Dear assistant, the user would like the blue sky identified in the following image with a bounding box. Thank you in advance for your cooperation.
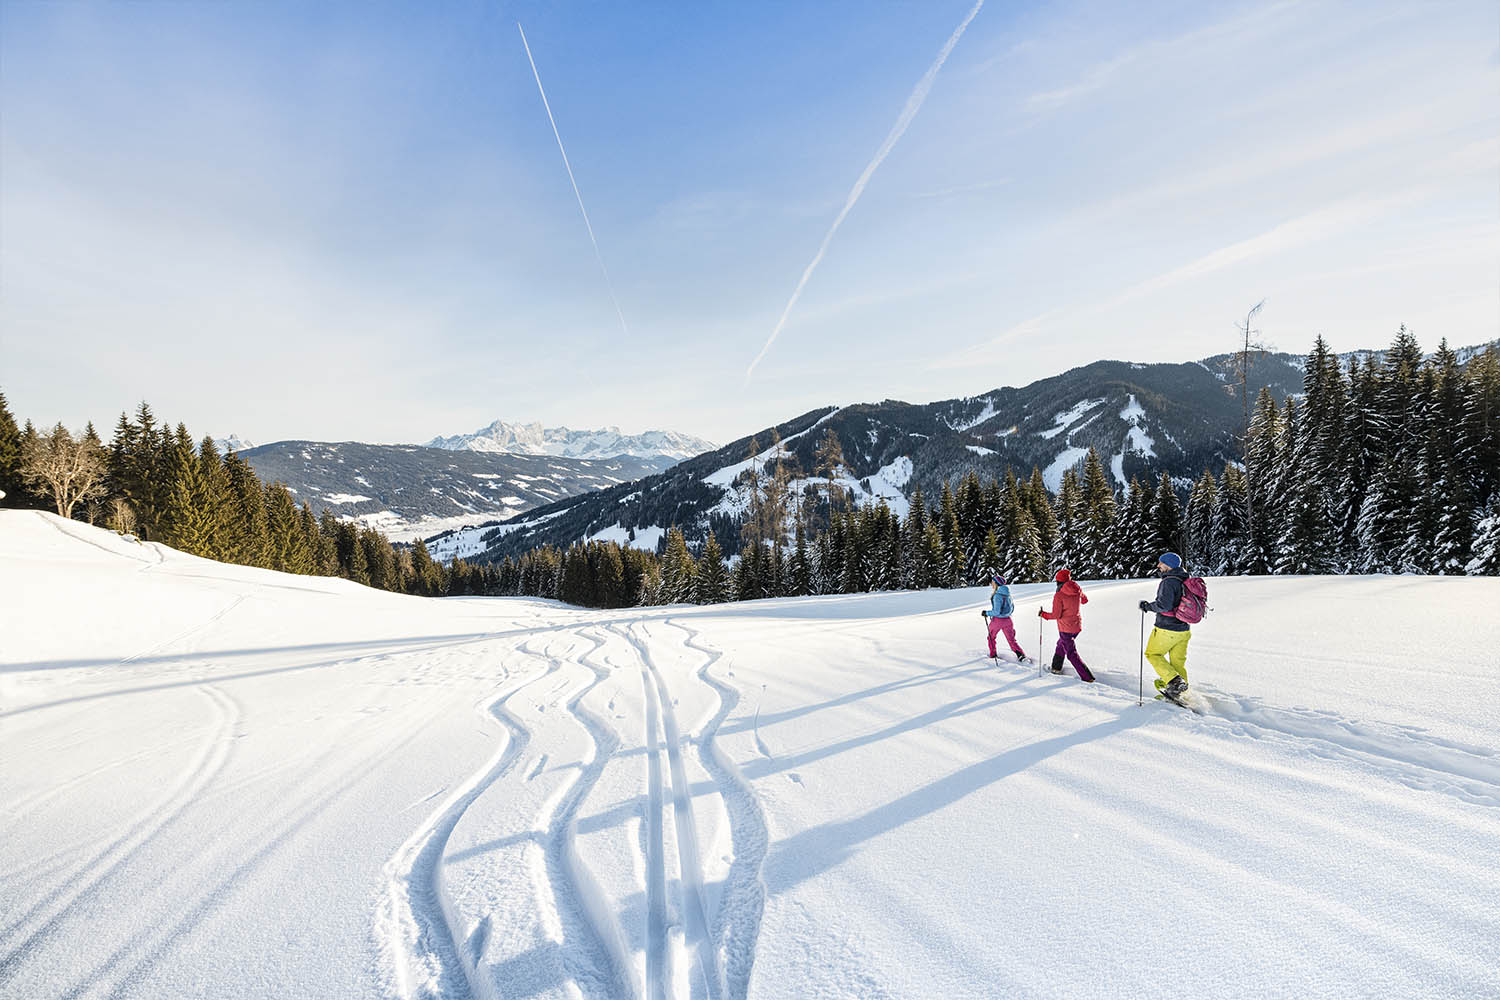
[3,0,1496,446]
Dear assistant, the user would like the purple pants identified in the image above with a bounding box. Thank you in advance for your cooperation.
[1054,631,1095,682]
[987,616,1025,658]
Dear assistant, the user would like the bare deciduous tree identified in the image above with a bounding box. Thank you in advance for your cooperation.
[21,423,109,519]
[1229,301,1273,555]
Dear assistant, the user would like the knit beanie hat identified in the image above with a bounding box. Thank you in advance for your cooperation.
[1054,568,1072,583]
[1158,552,1182,569]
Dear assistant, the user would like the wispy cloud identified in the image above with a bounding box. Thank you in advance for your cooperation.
[746,0,986,381]
[1023,1,1300,114]
[912,177,1009,199]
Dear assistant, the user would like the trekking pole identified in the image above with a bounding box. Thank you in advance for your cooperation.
[1138,609,1145,706]
[1037,614,1043,678]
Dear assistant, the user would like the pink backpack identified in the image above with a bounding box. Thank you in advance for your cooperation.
[1174,577,1209,624]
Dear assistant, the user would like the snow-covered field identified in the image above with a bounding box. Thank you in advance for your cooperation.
[3,510,1498,999]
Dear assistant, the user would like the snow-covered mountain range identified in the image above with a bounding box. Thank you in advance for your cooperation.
[430,339,1498,564]
[426,420,715,463]
[236,441,670,542]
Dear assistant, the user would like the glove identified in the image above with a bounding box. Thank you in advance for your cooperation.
[981,610,989,618]
[1037,607,1045,617]
[1138,600,1153,613]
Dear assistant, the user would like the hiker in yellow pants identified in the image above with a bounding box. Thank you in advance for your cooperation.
[1138,552,1192,700]
[1145,626,1190,689]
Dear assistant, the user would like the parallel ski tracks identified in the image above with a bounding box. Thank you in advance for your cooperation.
[618,621,729,1000]
[0,685,239,986]
[380,618,769,1000]
[533,629,634,999]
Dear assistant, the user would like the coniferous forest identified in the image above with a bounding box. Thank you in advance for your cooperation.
[4,330,1497,607]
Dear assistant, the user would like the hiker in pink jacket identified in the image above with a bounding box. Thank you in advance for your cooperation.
[1038,568,1095,683]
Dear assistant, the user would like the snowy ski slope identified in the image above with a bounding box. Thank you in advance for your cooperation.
[2,510,1498,999]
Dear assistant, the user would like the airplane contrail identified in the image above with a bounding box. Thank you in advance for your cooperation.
[517,22,630,337]
[746,0,985,381]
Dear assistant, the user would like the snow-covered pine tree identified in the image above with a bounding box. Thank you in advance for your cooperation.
[1079,448,1117,578]
[981,530,1000,580]
[1459,348,1500,525]
[1050,468,1085,574]
[697,534,730,603]
[1335,355,1378,567]
[901,487,930,590]
[1184,470,1218,571]
[1423,344,1473,574]
[789,525,811,597]
[1211,464,1250,575]
[661,527,697,603]
[941,504,965,588]
[1356,328,1427,573]
[957,470,985,573]
[1152,472,1184,561]
[997,470,1043,583]
[1024,467,1057,556]
[1465,496,1500,576]
[1243,388,1282,574]
[922,520,944,588]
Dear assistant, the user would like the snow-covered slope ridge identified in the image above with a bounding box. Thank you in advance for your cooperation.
[4,509,1498,998]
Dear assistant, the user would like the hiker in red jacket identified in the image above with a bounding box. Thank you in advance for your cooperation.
[1038,568,1095,683]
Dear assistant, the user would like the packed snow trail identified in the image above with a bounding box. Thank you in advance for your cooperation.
[3,511,1498,998]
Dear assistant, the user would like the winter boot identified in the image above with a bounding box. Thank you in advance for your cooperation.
[1049,653,1064,674]
[1075,664,1096,683]
[1164,675,1188,700]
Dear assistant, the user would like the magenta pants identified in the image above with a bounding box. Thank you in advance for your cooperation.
[987,616,1025,657]
[1054,630,1095,682]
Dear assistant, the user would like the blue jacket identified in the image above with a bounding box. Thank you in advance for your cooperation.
[1147,568,1191,632]
[989,585,1015,619]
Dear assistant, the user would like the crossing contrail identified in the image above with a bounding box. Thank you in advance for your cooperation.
[517,22,630,336]
[746,0,984,381]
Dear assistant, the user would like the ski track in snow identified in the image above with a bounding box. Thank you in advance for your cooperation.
[532,629,634,999]
[376,642,549,1000]
[0,685,239,985]
[669,620,769,1000]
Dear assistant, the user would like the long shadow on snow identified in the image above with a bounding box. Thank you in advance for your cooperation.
[762,710,1150,895]
[2,633,534,717]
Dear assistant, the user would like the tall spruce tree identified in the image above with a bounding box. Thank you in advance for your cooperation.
[1050,468,1085,574]
[1184,470,1219,571]
[697,534,730,603]
[1079,448,1117,578]
[1152,472,1184,561]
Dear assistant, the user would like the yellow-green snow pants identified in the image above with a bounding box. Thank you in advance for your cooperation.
[1145,627,1191,688]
